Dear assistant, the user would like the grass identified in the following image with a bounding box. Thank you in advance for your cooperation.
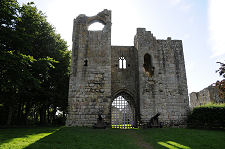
[0,127,224,149]
[138,128,225,149]
[0,127,140,149]
[0,127,59,149]
[111,124,135,129]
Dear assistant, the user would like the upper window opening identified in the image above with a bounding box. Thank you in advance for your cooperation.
[84,59,88,66]
[119,57,126,69]
[88,22,105,31]
[143,54,154,77]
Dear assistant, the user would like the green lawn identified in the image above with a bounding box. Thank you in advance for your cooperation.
[138,128,225,149]
[0,127,224,149]
[0,127,140,149]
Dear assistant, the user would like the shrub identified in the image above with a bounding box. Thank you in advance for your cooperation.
[187,103,225,129]
[52,114,66,126]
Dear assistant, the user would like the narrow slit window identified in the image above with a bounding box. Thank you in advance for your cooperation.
[119,57,126,69]
[84,59,88,66]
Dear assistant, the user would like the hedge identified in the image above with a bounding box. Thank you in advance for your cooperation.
[187,103,225,129]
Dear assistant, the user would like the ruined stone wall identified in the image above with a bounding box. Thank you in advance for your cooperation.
[134,28,158,124]
[111,46,139,123]
[190,85,223,108]
[208,86,223,103]
[66,10,112,126]
[111,46,139,101]
[134,28,189,126]
[157,38,189,126]
[67,10,189,127]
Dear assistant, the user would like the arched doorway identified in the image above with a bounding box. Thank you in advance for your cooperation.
[111,93,135,129]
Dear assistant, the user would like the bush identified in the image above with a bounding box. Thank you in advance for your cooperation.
[188,103,225,129]
[52,114,66,126]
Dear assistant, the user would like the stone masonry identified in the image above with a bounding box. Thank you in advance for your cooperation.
[190,85,224,108]
[66,9,189,127]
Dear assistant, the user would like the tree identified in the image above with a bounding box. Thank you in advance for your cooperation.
[0,0,19,52]
[215,61,225,101]
[0,51,36,125]
[0,0,70,125]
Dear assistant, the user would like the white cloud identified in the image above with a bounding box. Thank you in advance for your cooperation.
[183,33,190,39]
[168,0,181,6]
[168,0,191,12]
[209,0,225,57]
[179,3,191,12]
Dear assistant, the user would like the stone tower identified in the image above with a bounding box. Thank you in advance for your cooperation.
[66,10,189,127]
[134,29,189,125]
[66,10,112,126]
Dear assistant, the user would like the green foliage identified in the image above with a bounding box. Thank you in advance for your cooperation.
[187,104,225,128]
[215,61,225,101]
[0,0,70,126]
[216,61,225,78]
[195,102,225,108]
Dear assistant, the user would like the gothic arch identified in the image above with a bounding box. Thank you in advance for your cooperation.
[87,18,106,26]
[112,89,135,103]
[87,17,106,31]
[110,90,136,128]
[87,9,110,29]
[88,22,105,30]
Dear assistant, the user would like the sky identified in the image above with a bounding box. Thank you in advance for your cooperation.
[18,0,225,94]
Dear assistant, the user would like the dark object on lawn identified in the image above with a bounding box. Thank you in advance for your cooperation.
[93,114,106,129]
[147,112,162,128]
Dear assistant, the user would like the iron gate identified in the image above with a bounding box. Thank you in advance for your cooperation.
[111,95,135,129]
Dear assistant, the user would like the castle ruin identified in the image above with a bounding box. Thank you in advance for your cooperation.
[190,85,224,108]
[66,9,189,127]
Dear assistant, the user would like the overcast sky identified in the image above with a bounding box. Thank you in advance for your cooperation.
[18,0,225,93]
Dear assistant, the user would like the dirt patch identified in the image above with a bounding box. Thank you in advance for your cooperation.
[127,130,153,149]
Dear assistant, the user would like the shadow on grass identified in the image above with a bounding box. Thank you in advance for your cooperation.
[24,127,141,149]
[0,127,60,148]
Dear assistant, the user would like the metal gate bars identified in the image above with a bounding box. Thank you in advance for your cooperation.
[111,96,134,129]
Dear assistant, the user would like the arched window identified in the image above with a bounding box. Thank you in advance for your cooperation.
[143,54,154,77]
[88,22,105,31]
[119,57,126,69]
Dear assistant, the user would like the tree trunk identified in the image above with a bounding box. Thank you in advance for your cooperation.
[40,105,46,125]
[47,106,50,124]
[25,103,31,125]
[6,106,13,125]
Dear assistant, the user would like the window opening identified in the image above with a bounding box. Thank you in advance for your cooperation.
[143,54,154,76]
[119,57,126,69]
[84,59,88,66]
[111,96,134,129]
[88,22,105,31]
